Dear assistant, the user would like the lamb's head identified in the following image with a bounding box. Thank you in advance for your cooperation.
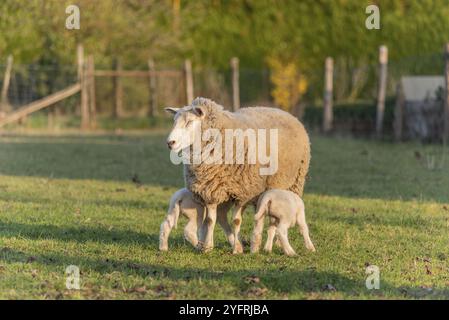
[165,97,223,153]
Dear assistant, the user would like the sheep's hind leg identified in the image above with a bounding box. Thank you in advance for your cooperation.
[276,223,296,256]
[263,224,276,253]
[232,205,244,254]
[297,208,316,252]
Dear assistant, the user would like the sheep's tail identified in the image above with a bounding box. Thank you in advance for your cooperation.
[254,197,271,221]
[168,189,185,229]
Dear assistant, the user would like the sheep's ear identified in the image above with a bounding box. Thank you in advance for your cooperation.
[164,107,180,115]
[192,106,206,118]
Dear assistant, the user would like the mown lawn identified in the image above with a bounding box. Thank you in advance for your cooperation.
[0,131,448,299]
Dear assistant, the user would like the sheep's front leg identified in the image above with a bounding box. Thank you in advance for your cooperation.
[232,205,244,254]
[217,210,235,246]
[198,204,217,253]
[250,216,264,253]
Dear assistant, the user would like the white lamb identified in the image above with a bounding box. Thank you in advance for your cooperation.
[159,188,234,251]
[250,189,316,256]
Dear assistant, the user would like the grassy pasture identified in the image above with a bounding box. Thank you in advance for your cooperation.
[0,131,448,299]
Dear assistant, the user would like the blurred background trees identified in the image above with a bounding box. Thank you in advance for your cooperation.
[2,0,449,69]
[1,0,449,123]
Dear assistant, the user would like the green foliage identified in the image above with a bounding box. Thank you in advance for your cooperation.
[1,0,449,70]
[4,114,173,131]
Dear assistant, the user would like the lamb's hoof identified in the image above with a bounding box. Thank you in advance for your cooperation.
[232,242,244,254]
[285,250,297,257]
[263,248,272,254]
[159,246,168,252]
[307,244,316,252]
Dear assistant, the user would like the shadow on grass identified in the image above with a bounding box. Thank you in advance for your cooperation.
[0,221,160,247]
[1,247,448,299]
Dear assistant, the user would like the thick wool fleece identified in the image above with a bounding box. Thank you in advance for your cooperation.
[184,97,310,206]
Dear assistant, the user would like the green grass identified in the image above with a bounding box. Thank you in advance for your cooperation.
[0,131,448,299]
[4,113,173,131]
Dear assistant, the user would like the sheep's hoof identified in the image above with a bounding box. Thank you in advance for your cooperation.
[201,246,213,253]
[306,244,316,252]
[196,242,204,251]
[159,245,168,251]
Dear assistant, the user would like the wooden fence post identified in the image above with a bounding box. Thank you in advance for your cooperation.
[376,45,388,138]
[394,82,404,142]
[0,55,13,113]
[323,57,334,133]
[148,59,157,117]
[231,57,240,111]
[88,55,97,129]
[80,59,90,130]
[113,58,123,118]
[77,44,84,82]
[184,59,194,104]
[444,43,449,145]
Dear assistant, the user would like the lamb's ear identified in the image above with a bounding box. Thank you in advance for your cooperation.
[192,106,206,118]
[164,107,180,115]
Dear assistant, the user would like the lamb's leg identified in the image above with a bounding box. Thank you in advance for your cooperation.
[183,218,199,247]
[198,204,217,253]
[250,216,264,253]
[159,220,171,251]
[276,223,296,256]
[217,210,235,246]
[232,205,244,254]
[297,207,316,252]
[159,199,181,251]
[263,224,276,253]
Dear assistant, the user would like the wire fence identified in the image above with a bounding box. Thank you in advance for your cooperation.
[0,50,447,136]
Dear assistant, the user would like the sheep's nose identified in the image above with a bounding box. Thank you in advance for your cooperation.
[167,140,176,149]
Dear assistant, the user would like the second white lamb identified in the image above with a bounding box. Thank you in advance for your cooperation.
[250,189,316,256]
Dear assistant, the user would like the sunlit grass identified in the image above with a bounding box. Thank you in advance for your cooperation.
[0,132,448,299]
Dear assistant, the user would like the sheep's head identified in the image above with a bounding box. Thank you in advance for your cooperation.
[165,97,223,153]
[165,105,205,153]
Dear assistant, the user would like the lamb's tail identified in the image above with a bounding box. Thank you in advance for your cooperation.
[254,197,271,221]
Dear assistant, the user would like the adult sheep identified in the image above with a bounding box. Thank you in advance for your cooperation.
[165,97,310,253]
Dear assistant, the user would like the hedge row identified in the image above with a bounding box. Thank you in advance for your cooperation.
[302,99,395,136]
